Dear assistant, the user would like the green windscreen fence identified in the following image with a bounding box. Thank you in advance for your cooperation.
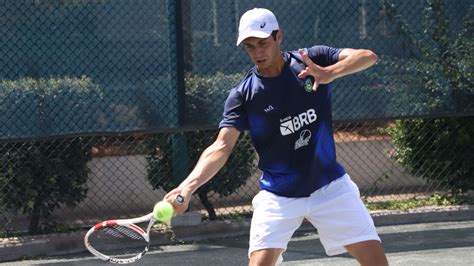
[1,0,472,140]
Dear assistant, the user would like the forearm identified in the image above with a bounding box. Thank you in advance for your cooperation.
[178,141,232,194]
[163,127,239,212]
[326,49,378,80]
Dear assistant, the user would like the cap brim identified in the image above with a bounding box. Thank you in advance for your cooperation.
[236,30,273,46]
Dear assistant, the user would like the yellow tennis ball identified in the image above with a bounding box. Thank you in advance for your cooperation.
[153,201,174,222]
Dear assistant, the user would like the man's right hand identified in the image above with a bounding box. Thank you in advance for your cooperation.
[164,187,192,214]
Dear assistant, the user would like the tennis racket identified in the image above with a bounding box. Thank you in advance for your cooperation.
[84,195,184,264]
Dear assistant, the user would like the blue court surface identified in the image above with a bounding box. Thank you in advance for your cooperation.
[3,220,473,265]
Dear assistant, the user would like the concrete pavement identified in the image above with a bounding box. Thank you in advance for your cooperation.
[3,220,473,265]
[1,205,473,265]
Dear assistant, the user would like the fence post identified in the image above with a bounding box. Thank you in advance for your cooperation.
[168,0,190,185]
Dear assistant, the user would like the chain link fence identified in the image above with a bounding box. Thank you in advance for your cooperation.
[0,0,473,236]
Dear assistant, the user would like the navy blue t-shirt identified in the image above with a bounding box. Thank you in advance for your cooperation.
[219,45,346,197]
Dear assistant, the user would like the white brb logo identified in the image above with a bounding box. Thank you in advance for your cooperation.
[279,109,317,136]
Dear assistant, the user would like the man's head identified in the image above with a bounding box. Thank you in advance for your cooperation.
[237,8,284,76]
[236,8,280,46]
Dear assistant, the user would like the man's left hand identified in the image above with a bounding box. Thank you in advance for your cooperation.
[297,49,335,92]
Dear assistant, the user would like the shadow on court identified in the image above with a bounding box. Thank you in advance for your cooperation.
[5,221,474,266]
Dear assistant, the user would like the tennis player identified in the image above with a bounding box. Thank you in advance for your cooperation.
[165,8,388,266]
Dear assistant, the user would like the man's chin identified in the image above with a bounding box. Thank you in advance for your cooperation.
[256,63,270,71]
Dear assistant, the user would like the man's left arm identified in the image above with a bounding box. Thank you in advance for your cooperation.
[298,48,378,91]
[328,48,379,80]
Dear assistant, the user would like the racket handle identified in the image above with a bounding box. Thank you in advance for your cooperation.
[175,195,184,205]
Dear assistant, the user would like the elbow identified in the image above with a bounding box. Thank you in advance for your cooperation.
[213,140,235,159]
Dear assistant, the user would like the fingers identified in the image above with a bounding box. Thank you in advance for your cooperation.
[172,199,188,214]
[298,49,317,68]
[175,195,185,205]
[312,80,320,92]
[297,49,316,80]
[298,49,314,67]
[298,48,323,91]
[164,189,190,214]
[298,67,320,92]
[298,68,308,79]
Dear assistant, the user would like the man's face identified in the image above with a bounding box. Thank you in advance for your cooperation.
[242,31,282,75]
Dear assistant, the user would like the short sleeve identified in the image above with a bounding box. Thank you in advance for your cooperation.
[307,45,342,67]
[218,88,248,132]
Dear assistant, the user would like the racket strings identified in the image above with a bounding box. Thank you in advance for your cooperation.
[104,225,143,240]
[88,225,148,260]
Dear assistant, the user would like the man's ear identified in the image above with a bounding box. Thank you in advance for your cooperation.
[277,30,283,45]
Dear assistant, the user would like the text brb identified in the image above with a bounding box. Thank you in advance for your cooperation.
[279,109,317,136]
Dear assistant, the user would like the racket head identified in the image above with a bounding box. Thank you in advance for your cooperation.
[84,214,154,264]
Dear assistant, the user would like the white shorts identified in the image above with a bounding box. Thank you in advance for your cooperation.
[249,174,380,258]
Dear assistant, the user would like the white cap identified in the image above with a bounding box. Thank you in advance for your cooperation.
[236,8,280,46]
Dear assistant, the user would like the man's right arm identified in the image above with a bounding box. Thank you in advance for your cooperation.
[164,127,241,213]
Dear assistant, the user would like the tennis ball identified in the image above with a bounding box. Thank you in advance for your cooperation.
[153,201,174,222]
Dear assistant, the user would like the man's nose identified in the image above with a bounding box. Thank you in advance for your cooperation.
[254,46,264,57]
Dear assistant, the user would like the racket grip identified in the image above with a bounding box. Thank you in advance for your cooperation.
[175,195,184,205]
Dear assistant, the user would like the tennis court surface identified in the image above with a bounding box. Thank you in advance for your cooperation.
[3,220,473,265]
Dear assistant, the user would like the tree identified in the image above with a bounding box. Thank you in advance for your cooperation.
[381,0,473,193]
[0,138,93,234]
[380,0,473,115]
[0,77,100,233]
